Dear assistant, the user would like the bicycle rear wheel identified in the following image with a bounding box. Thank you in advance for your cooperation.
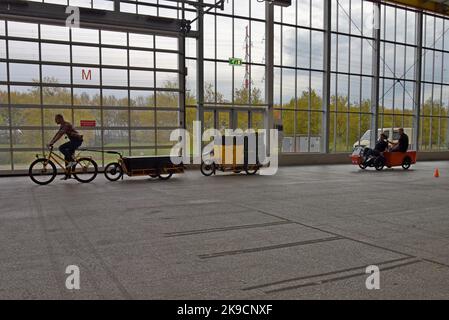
[73,158,98,183]
[29,158,57,185]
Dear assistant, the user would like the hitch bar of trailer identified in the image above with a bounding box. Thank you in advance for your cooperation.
[78,148,123,157]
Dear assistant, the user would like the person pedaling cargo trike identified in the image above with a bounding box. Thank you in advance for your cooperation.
[47,114,84,180]
[362,132,389,166]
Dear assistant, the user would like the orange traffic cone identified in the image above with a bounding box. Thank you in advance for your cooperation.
[434,168,440,178]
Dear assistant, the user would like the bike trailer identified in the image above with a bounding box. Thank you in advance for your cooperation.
[121,156,184,176]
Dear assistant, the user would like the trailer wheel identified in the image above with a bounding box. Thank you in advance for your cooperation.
[104,162,123,181]
[245,166,259,175]
[402,156,412,170]
[158,173,173,180]
[201,162,214,176]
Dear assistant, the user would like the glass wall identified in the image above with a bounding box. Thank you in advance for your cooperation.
[274,0,325,153]
[274,0,449,153]
[2,0,449,173]
[420,13,449,151]
[379,4,417,149]
[330,0,374,152]
[0,19,181,171]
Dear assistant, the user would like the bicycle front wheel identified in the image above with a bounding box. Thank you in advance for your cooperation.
[73,158,98,183]
[29,158,57,185]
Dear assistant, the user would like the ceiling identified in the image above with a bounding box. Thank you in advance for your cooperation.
[386,0,449,15]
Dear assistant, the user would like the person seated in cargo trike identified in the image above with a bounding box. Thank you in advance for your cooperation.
[388,128,409,153]
[47,114,84,180]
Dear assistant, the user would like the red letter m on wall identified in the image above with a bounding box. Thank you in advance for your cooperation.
[82,69,92,81]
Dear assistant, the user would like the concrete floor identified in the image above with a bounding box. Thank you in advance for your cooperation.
[1,161,449,300]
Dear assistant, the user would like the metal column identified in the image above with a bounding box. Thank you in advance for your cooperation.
[179,36,186,129]
[196,1,204,132]
[265,2,274,134]
[321,0,332,153]
[413,11,423,151]
[370,1,381,147]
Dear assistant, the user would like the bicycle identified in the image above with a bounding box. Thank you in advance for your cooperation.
[29,146,98,185]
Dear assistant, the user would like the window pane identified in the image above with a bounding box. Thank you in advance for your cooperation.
[104,130,129,147]
[156,72,179,88]
[42,65,71,84]
[0,87,7,104]
[101,30,127,46]
[102,69,128,86]
[7,21,38,39]
[130,70,154,87]
[156,111,178,127]
[9,41,39,60]
[131,130,155,147]
[73,46,99,64]
[41,24,69,41]
[102,48,127,66]
[73,88,100,106]
[42,43,70,63]
[103,89,128,106]
[156,52,178,69]
[0,20,5,36]
[9,63,39,83]
[43,87,71,105]
[155,36,177,50]
[0,39,6,59]
[10,107,41,126]
[0,62,7,82]
[13,152,40,169]
[72,28,99,44]
[0,152,11,171]
[130,90,154,107]
[10,86,40,104]
[131,110,154,127]
[104,110,129,127]
[129,33,153,48]
[12,129,42,148]
[156,91,179,108]
[129,50,154,68]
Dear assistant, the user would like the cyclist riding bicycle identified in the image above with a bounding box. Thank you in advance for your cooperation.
[47,114,84,180]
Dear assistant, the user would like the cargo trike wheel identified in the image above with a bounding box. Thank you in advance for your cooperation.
[104,162,123,181]
[374,157,385,171]
[158,172,173,180]
[402,157,412,170]
[201,161,215,176]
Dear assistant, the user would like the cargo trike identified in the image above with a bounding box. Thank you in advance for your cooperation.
[351,146,417,171]
[200,133,263,176]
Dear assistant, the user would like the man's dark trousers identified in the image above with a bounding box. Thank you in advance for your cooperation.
[59,139,83,163]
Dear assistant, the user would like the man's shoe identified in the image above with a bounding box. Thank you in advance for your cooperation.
[60,175,72,181]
